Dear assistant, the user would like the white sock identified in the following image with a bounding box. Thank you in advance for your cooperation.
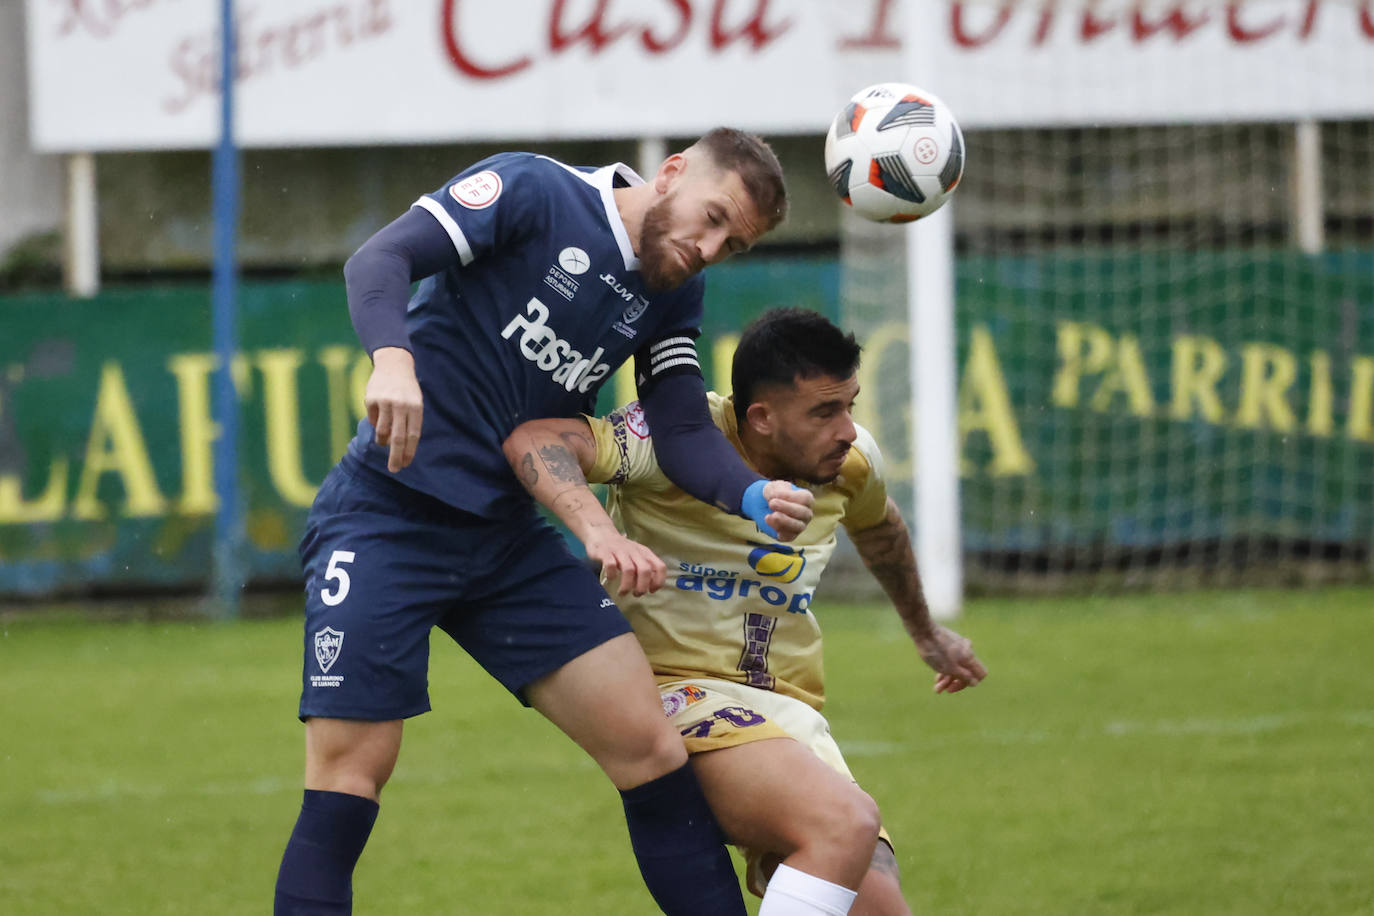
[756,863,858,916]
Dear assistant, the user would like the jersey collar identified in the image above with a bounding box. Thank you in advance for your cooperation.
[547,158,644,272]
[717,394,756,470]
[596,163,643,271]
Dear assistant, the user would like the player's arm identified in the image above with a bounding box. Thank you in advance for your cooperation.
[848,497,987,693]
[502,418,665,597]
[343,208,458,472]
[637,358,813,542]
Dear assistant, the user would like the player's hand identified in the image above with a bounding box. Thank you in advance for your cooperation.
[762,479,813,543]
[913,624,986,693]
[584,523,666,597]
[365,347,424,472]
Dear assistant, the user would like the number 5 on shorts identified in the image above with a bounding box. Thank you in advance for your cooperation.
[321,550,356,606]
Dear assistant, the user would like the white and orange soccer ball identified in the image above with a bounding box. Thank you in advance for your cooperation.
[823,82,965,224]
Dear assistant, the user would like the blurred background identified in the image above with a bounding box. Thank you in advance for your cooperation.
[4,0,1373,604]
[2,2,1373,913]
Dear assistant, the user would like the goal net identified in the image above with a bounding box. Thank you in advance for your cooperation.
[838,6,1374,592]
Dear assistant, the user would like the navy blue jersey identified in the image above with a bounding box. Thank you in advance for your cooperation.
[347,153,705,518]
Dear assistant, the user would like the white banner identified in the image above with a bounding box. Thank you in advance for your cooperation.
[26,0,1374,151]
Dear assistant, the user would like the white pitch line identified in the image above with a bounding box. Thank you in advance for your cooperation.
[843,709,1373,757]
[28,712,1371,800]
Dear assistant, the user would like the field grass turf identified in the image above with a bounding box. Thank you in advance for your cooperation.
[2,586,1372,914]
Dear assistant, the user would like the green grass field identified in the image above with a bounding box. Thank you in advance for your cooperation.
[3,587,1372,914]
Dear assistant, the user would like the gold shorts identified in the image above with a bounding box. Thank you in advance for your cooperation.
[658,677,893,897]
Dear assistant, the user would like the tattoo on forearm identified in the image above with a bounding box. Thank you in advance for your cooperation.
[538,444,583,483]
[517,452,538,487]
[854,515,918,598]
[870,839,901,882]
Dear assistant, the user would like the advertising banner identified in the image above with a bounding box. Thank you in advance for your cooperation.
[26,1,1374,151]
[3,250,1372,596]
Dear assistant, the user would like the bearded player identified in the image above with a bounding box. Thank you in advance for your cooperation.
[503,307,987,915]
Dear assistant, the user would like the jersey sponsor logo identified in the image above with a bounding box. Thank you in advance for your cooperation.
[674,556,813,615]
[501,297,612,394]
[543,266,579,301]
[600,271,639,303]
[748,543,806,583]
[559,247,591,275]
[449,169,502,209]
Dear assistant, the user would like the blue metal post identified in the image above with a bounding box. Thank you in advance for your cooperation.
[211,0,244,618]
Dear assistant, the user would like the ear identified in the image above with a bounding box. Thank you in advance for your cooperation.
[744,401,774,436]
[654,153,687,194]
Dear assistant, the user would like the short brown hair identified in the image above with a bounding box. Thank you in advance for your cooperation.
[692,128,789,229]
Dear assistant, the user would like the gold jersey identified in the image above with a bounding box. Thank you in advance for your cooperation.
[585,392,889,711]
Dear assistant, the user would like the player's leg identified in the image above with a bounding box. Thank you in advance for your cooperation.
[525,633,746,915]
[304,716,404,800]
[449,517,746,915]
[690,736,879,914]
[526,632,687,787]
[850,841,911,916]
[275,459,451,915]
[275,719,402,916]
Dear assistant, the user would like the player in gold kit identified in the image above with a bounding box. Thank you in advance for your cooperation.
[503,307,986,916]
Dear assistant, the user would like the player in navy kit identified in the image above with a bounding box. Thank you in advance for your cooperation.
[272,129,815,915]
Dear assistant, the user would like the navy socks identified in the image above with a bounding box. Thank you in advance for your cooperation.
[274,789,379,915]
[619,762,747,916]
[274,769,741,914]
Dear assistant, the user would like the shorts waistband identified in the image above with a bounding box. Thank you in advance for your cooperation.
[339,454,496,529]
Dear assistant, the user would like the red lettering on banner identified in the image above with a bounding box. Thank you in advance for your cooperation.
[1080,7,1115,41]
[163,0,392,115]
[550,0,631,52]
[441,0,531,78]
[709,0,790,50]
[951,2,1013,47]
[53,0,162,40]
[1227,2,1283,42]
[1033,6,1056,45]
[1298,0,1319,38]
[839,0,899,49]
[951,0,1374,48]
[642,0,693,53]
[1135,7,1211,40]
[441,0,791,80]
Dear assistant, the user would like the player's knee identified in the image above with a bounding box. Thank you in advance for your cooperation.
[304,718,402,800]
[822,786,882,857]
[639,718,691,774]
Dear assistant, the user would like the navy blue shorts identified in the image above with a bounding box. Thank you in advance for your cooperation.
[296,456,631,720]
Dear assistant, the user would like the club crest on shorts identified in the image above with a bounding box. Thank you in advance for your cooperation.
[661,683,708,717]
[314,627,344,673]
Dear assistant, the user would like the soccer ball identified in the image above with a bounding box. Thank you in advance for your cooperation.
[823,82,965,223]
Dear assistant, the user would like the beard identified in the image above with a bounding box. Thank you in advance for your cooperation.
[638,194,698,292]
[773,431,849,485]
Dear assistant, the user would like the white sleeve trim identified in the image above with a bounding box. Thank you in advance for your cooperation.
[650,336,695,354]
[650,346,699,365]
[650,356,701,375]
[412,196,474,266]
